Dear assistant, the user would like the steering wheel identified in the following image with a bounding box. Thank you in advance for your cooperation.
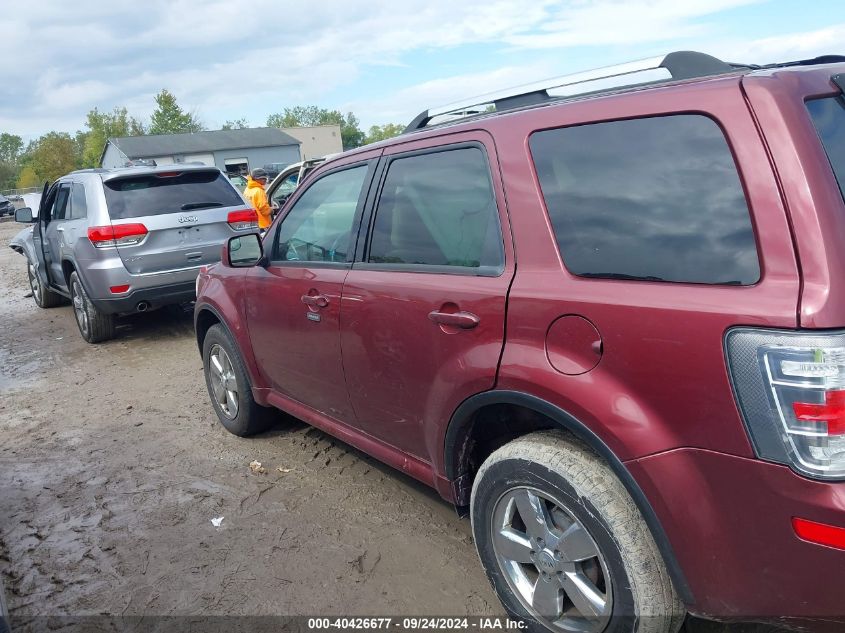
[327,232,348,262]
[285,238,306,261]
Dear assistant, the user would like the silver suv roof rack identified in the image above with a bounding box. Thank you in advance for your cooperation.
[403,51,738,133]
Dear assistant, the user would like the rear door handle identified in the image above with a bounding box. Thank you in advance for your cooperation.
[428,310,480,329]
[301,294,329,308]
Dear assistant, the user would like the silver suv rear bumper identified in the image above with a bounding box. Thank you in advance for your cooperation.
[78,251,203,314]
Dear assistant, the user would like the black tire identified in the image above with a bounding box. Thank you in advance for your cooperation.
[202,324,275,436]
[28,261,63,308]
[69,271,115,343]
[471,431,684,633]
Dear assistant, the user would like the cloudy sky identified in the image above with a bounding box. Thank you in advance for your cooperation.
[1,0,842,140]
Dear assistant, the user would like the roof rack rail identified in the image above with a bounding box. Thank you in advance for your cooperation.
[69,168,110,174]
[403,51,737,133]
[747,54,845,70]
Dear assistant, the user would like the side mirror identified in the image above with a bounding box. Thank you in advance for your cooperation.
[14,207,34,223]
[223,233,265,268]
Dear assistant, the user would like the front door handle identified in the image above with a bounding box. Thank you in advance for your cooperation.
[301,294,329,308]
[428,310,480,329]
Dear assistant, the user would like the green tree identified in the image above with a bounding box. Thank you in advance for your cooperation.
[0,132,24,189]
[74,130,88,167]
[365,123,404,144]
[0,162,17,190]
[222,118,249,130]
[266,106,364,149]
[24,132,78,183]
[0,133,23,163]
[81,107,145,167]
[16,164,40,188]
[129,117,146,136]
[149,89,204,135]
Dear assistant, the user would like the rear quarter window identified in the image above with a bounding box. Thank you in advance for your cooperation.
[807,96,845,201]
[104,170,243,220]
[529,114,760,285]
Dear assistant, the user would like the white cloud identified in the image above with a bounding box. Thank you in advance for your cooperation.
[504,0,765,48]
[344,64,562,128]
[0,0,842,140]
[352,19,845,129]
[709,24,845,64]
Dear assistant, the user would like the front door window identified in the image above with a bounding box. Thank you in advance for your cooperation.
[272,165,368,264]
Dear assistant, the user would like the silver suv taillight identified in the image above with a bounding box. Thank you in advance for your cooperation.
[727,328,845,480]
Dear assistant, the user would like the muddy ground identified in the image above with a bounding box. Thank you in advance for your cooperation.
[0,218,774,633]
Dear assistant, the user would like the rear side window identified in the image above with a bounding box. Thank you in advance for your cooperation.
[530,114,760,285]
[70,183,87,219]
[368,147,503,273]
[103,170,243,219]
[807,96,845,201]
[52,185,70,221]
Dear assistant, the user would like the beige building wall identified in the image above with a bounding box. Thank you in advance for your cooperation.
[279,125,343,159]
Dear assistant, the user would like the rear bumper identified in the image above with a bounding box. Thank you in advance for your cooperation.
[76,251,204,314]
[626,448,845,623]
[90,280,196,314]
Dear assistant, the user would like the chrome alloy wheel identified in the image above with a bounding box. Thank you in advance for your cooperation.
[491,487,613,632]
[28,263,42,304]
[70,278,89,337]
[209,344,239,419]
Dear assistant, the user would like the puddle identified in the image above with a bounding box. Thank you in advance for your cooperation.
[0,345,47,392]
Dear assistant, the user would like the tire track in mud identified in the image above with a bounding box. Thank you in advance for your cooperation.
[0,220,497,624]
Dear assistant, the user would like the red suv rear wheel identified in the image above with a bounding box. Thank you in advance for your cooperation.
[471,432,684,633]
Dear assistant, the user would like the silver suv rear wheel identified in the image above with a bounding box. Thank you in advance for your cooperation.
[69,271,115,343]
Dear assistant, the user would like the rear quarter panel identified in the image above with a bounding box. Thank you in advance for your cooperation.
[486,76,800,461]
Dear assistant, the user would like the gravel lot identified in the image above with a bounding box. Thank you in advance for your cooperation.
[0,218,779,633]
[0,218,499,630]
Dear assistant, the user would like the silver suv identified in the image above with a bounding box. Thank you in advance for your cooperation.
[10,165,255,343]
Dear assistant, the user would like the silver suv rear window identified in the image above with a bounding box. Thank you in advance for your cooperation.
[104,170,243,219]
[807,96,845,201]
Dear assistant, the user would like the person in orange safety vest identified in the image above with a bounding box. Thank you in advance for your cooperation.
[243,168,272,230]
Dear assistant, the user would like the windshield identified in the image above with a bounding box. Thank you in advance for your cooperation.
[807,96,845,201]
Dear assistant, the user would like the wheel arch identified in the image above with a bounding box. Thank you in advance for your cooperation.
[444,389,694,605]
[194,304,221,354]
[195,302,269,403]
[194,303,225,353]
[61,259,76,287]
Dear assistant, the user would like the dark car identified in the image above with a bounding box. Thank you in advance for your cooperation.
[266,158,328,211]
[262,162,286,180]
[194,51,845,632]
[0,195,14,217]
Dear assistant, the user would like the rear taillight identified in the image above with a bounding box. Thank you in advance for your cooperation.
[227,209,258,231]
[727,329,845,480]
[88,224,148,248]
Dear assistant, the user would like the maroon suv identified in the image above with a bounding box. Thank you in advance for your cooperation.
[195,51,845,632]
